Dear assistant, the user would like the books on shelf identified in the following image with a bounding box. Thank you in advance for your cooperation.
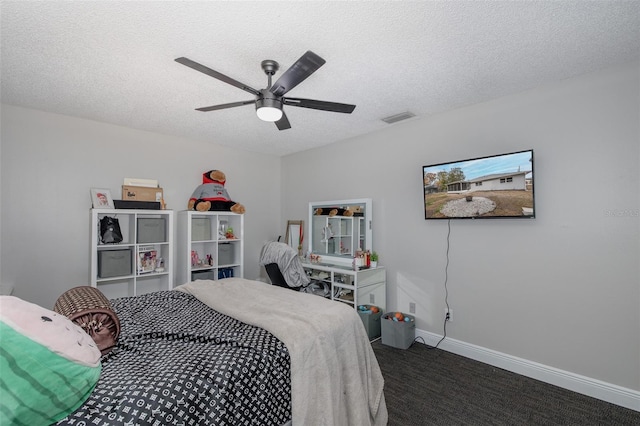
[137,245,157,273]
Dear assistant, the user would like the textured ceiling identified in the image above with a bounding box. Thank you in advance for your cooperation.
[1,1,639,156]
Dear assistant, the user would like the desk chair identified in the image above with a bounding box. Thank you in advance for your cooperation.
[259,242,310,291]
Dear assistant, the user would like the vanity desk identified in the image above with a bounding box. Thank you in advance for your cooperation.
[302,198,386,310]
[302,262,386,310]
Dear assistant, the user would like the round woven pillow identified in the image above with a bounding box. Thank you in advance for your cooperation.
[54,286,121,355]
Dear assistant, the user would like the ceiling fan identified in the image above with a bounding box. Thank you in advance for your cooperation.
[175,51,356,130]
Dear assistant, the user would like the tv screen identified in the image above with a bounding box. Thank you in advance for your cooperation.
[423,149,535,219]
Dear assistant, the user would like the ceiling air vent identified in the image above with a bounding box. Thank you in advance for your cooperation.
[381,111,416,124]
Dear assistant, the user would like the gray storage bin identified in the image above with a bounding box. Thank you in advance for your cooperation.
[218,243,234,265]
[191,270,216,281]
[137,218,166,243]
[98,249,132,278]
[358,305,383,340]
[381,312,415,349]
[192,218,211,241]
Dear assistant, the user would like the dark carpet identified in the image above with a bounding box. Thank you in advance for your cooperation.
[372,340,640,425]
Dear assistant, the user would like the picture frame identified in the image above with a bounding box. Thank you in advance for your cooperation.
[91,188,115,209]
[137,246,157,274]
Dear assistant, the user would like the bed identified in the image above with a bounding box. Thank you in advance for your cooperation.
[54,278,388,425]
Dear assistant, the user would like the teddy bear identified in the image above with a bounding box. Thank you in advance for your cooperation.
[188,170,246,214]
[314,207,354,217]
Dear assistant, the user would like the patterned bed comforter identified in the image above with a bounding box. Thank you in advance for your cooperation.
[56,291,291,426]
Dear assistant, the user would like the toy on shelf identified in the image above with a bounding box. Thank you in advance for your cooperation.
[188,170,245,214]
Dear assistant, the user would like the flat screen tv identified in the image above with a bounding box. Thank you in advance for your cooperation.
[423,149,535,220]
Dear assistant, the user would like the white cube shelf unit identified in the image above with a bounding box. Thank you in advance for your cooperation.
[90,209,174,299]
[177,210,244,286]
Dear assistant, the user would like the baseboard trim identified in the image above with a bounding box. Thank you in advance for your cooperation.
[415,328,640,412]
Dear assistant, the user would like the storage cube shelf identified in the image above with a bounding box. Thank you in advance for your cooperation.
[177,211,244,286]
[90,209,173,299]
[302,263,386,311]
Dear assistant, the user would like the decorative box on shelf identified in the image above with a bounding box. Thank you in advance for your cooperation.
[122,185,165,209]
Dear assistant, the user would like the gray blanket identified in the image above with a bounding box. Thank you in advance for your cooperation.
[177,278,388,426]
[259,241,310,287]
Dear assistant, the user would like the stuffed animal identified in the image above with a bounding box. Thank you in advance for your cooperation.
[188,170,246,214]
[314,207,354,217]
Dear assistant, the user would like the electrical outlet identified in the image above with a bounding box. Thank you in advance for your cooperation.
[445,308,453,322]
[409,302,416,314]
[369,293,375,304]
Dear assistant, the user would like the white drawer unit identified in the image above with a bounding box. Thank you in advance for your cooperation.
[302,263,386,310]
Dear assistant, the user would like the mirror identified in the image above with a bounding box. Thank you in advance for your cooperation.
[308,198,372,265]
[285,220,304,256]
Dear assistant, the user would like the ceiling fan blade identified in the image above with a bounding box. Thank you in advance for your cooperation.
[196,100,255,112]
[283,97,356,114]
[269,51,326,97]
[175,57,260,96]
[275,111,291,130]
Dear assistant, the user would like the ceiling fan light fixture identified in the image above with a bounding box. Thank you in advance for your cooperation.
[255,96,283,122]
[256,106,283,122]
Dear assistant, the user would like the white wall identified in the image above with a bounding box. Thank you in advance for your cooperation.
[0,106,281,308]
[1,61,638,399]
[282,62,640,392]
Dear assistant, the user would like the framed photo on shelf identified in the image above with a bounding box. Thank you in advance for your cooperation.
[137,246,157,274]
[90,188,115,209]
